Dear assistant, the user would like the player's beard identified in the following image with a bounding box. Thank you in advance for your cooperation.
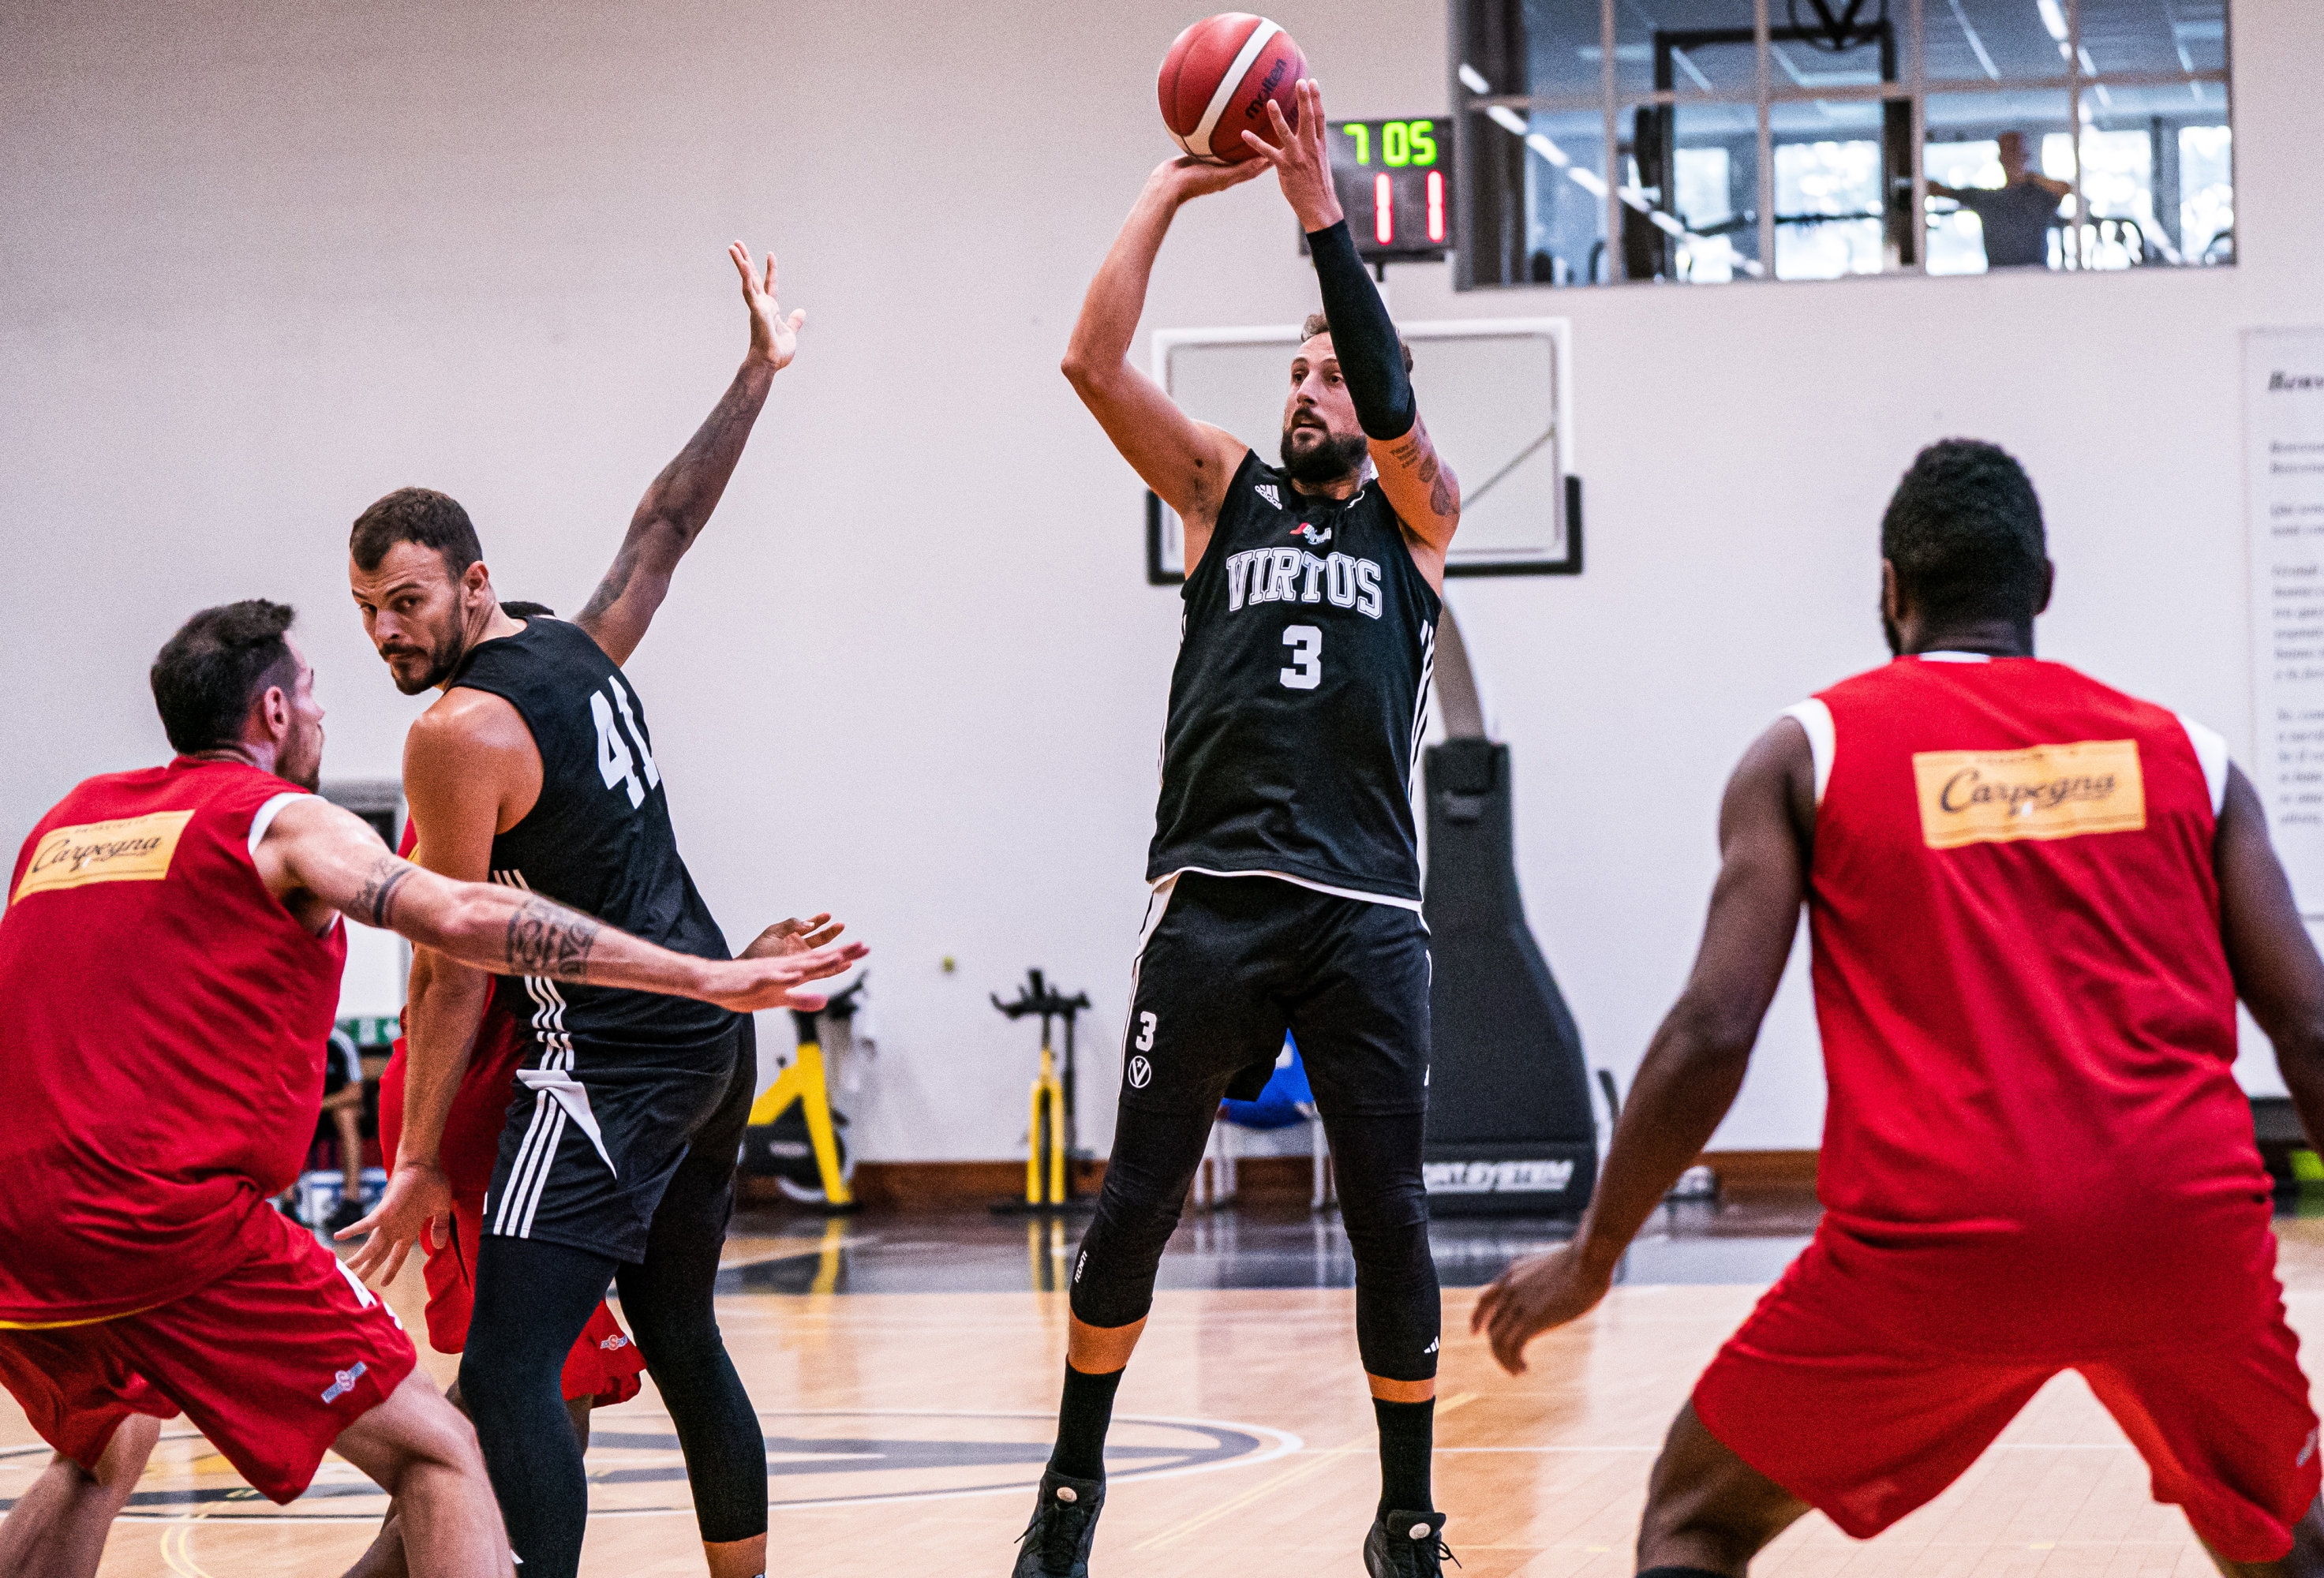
[1280,422,1367,488]
[386,623,468,696]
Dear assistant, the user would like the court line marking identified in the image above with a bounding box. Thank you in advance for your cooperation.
[96,1410,1304,1524]
[1132,1393,1475,1554]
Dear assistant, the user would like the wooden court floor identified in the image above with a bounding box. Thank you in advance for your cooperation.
[13,1217,2324,1577]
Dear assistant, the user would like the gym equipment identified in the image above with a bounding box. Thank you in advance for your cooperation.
[1419,616,1597,1216]
[990,970,1093,1213]
[1158,13,1304,166]
[741,977,865,1212]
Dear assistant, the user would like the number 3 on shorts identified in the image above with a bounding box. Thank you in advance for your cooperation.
[1135,1011,1157,1051]
[1280,626,1322,690]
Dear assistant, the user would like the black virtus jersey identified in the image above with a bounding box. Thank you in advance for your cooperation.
[451,617,734,1051]
[1147,451,1442,903]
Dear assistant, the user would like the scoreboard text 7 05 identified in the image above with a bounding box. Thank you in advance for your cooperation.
[1324,117,1451,264]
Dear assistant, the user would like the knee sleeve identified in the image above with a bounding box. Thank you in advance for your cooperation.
[1068,1105,1214,1330]
[1329,1112,1440,1382]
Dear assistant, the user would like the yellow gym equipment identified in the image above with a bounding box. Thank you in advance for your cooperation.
[743,978,864,1212]
[990,970,1091,1213]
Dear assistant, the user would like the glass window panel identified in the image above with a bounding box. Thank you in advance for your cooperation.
[2179,124,2233,264]
[1670,102,1762,284]
[1923,91,2072,273]
[1518,0,1606,99]
[2077,0,2226,77]
[1514,107,1615,286]
[1774,138,1884,279]
[1922,0,2075,83]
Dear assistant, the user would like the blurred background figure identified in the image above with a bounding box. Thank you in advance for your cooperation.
[1929,131,2071,270]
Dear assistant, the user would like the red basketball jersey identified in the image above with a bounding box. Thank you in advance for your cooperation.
[0,759,346,1325]
[1798,656,2270,1336]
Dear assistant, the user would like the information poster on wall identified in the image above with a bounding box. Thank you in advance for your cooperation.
[2246,327,2324,915]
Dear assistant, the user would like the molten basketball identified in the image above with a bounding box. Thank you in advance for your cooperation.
[1157,13,1305,166]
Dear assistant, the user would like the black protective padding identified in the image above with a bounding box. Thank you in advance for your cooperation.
[1420,740,1598,1216]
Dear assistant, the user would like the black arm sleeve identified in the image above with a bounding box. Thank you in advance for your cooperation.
[1305,220,1416,441]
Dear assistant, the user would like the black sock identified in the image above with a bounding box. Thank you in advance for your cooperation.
[1373,1397,1435,1515]
[1048,1362,1125,1481]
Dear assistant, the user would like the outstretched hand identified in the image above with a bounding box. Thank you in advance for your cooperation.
[742,913,848,958]
[729,241,806,372]
[703,938,868,1014]
[337,1160,454,1286]
[1468,1243,1615,1375]
[1241,79,1343,234]
[1149,153,1268,207]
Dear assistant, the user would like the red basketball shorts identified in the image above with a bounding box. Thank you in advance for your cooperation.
[0,1206,416,1504]
[383,1035,646,1407]
[421,1198,645,1406]
[1693,1225,2322,1564]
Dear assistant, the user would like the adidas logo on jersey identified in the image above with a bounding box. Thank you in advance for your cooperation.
[1423,1337,1439,1355]
[1292,522,1333,547]
[1255,483,1281,508]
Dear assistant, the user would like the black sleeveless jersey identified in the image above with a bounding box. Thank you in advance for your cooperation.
[451,618,734,1050]
[1147,451,1441,903]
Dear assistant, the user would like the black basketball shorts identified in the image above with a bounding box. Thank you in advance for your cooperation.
[1121,871,1431,1118]
[483,1014,754,1264]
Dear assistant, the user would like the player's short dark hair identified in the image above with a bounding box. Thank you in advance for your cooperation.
[500,600,555,619]
[1300,311,1413,374]
[1881,439,2047,626]
[350,487,482,579]
[149,600,298,755]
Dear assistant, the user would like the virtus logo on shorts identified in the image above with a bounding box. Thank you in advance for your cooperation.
[1910,739,2146,850]
[1128,1056,1153,1090]
[320,1361,369,1404]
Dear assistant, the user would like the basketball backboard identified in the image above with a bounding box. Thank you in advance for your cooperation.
[1144,318,1577,583]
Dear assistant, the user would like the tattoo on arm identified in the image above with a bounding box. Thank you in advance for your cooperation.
[1383,431,1456,520]
[354,857,416,929]
[583,365,769,630]
[504,896,603,982]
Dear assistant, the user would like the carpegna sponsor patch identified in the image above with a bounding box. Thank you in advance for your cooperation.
[13,810,196,900]
[1910,739,2146,850]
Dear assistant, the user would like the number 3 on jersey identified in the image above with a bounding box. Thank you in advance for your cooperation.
[589,676,662,808]
[1280,625,1322,690]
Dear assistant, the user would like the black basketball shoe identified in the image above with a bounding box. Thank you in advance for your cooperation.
[1012,1470,1105,1576]
[1365,1509,1458,1576]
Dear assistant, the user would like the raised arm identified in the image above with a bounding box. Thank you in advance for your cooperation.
[576,241,804,667]
[2215,765,2324,1150]
[1469,718,1813,1372]
[1062,158,1263,571]
[1244,81,1461,576]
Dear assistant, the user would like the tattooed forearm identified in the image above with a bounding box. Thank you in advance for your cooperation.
[504,896,603,982]
[354,856,416,929]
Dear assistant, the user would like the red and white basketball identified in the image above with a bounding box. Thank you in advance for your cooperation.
[1157,13,1306,166]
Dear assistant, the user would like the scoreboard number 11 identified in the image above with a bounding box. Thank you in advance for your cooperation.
[1323,118,1451,260]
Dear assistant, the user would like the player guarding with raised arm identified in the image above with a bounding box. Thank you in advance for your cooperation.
[1474,440,2324,1577]
[342,243,842,1578]
[0,601,854,1578]
[1019,80,1461,1578]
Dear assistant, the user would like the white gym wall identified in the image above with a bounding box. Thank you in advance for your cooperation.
[3,0,2318,1160]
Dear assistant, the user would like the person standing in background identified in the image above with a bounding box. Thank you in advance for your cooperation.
[1929,131,2071,269]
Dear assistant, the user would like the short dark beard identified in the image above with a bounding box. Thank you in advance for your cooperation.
[1279,424,1367,488]
[390,623,469,696]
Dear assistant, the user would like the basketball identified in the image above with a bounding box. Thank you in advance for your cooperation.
[1157,13,1305,165]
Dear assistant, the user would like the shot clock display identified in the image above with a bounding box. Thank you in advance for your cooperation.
[1326,117,1451,264]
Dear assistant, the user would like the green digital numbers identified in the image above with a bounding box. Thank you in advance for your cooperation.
[1341,120,1437,168]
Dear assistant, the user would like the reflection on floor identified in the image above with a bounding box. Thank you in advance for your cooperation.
[717,1192,1825,1297]
[19,1199,2324,1576]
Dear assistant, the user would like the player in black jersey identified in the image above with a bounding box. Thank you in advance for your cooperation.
[1019,80,1464,1578]
[342,242,862,1578]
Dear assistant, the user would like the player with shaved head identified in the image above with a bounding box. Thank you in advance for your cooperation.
[1020,79,1462,1578]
